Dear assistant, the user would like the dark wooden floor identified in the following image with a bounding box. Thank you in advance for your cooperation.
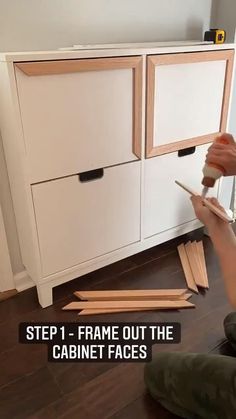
[0,228,234,419]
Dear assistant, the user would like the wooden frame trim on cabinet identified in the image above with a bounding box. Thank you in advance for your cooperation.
[133,58,143,158]
[15,56,143,159]
[15,56,141,75]
[146,49,235,158]
[220,51,235,131]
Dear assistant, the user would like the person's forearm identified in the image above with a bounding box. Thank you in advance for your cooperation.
[208,222,236,307]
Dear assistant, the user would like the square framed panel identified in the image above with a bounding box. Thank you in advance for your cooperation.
[15,56,143,183]
[146,50,235,157]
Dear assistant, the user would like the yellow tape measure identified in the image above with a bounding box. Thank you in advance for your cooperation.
[204,29,226,44]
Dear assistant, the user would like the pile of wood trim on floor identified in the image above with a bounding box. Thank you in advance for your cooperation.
[177,240,209,293]
[62,289,195,315]
[62,240,208,316]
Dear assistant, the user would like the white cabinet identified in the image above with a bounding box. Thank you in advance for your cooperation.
[0,43,234,307]
[15,57,142,183]
[144,144,219,238]
[32,161,141,276]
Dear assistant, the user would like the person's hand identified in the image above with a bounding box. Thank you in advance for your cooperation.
[206,133,236,176]
[191,196,227,230]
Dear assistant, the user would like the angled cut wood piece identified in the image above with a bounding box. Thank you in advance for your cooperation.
[74,289,188,301]
[191,241,206,288]
[78,297,193,315]
[196,241,209,289]
[175,181,233,223]
[79,307,160,316]
[185,241,203,288]
[183,293,193,300]
[177,244,198,293]
[192,241,205,288]
[63,300,195,311]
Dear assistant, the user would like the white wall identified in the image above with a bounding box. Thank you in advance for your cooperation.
[0,0,212,51]
[0,0,213,275]
[211,0,236,44]
[0,140,23,273]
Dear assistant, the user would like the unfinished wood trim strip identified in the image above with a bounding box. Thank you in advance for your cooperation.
[175,180,233,223]
[62,300,195,310]
[149,50,234,66]
[202,199,233,223]
[133,58,143,158]
[74,289,188,301]
[177,244,198,293]
[146,58,156,157]
[146,50,235,158]
[79,308,158,315]
[146,133,217,158]
[78,302,195,316]
[193,241,206,287]
[220,50,235,131]
[0,289,18,302]
[197,241,209,289]
[186,241,205,288]
[74,293,192,304]
[15,56,142,76]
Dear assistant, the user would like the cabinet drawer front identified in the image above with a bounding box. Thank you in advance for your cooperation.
[15,57,142,183]
[146,50,234,157]
[32,161,141,276]
[144,144,218,238]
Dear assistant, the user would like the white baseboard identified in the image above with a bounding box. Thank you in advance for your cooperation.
[14,270,34,292]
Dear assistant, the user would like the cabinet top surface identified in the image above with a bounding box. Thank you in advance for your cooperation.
[0,41,235,63]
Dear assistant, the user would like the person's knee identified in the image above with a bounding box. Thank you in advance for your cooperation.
[144,352,190,400]
[145,352,236,419]
[224,312,236,326]
[224,312,236,347]
[144,352,167,399]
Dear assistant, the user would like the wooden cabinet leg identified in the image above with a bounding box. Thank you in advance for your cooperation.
[37,283,53,308]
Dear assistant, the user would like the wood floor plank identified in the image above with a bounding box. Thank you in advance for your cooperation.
[0,344,47,389]
[0,367,61,419]
[0,289,18,302]
[153,302,231,355]
[0,287,39,326]
[29,363,145,419]
[110,393,179,419]
[0,228,229,419]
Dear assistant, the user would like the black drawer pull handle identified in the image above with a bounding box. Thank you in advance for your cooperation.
[178,146,196,157]
[79,168,104,182]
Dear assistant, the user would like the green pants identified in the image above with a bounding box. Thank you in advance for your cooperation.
[144,312,236,419]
